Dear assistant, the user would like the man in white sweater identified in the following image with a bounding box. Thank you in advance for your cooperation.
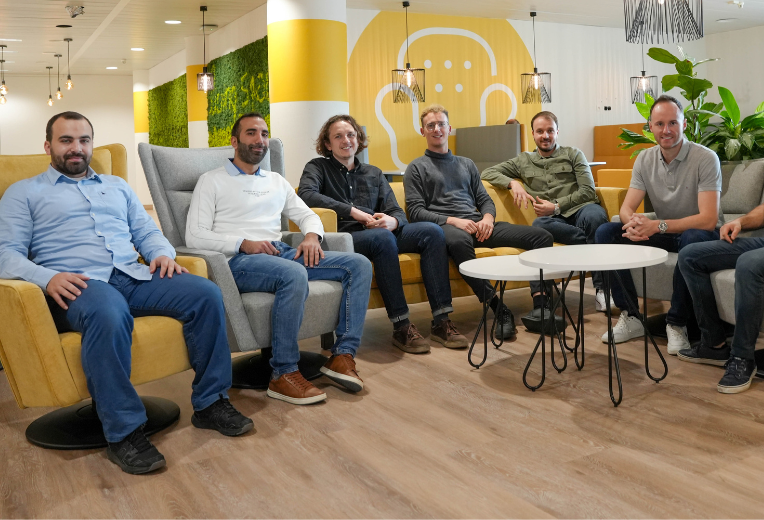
[186,113,373,404]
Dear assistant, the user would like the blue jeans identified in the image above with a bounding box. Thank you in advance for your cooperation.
[228,242,372,377]
[679,237,764,360]
[595,222,719,326]
[532,203,609,289]
[46,269,232,443]
[350,222,452,322]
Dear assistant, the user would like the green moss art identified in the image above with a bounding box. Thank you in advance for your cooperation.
[148,74,189,148]
[207,37,270,147]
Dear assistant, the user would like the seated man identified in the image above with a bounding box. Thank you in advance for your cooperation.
[404,104,558,336]
[299,114,467,354]
[482,110,612,312]
[0,112,252,475]
[677,204,764,393]
[595,95,723,352]
[186,112,372,403]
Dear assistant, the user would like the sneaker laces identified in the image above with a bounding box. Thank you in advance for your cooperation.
[124,426,152,453]
[213,398,240,420]
[724,356,749,377]
[444,320,459,336]
[407,325,424,341]
[284,372,314,392]
[613,312,632,333]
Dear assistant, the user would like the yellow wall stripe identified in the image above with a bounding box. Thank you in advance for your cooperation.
[268,19,348,103]
[186,64,209,122]
[133,91,149,133]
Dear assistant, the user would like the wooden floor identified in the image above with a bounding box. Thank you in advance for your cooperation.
[2,283,764,518]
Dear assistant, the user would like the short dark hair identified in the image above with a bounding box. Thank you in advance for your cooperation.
[530,111,558,131]
[46,111,94,142]
[231,112,266,140]
[315,115,368,157]
[649,95,684,120]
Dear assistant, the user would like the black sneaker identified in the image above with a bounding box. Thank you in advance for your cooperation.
[718,356,756,394]
[106,426,166,475]
[521,305,566,336]
[677,342,731,366]
[192,396,254,436]
[493,303,517,340]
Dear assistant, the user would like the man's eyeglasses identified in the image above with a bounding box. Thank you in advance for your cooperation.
[425,121,449,131]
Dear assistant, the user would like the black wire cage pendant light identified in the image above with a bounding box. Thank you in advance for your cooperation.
[46,66,54,107]
[630,43,659,103]
[197,6,214,92]
[392,1,424,103]
[624,0,704,44]
[521,12,551,104]
[55,54,63,100]
[64,38,73,90]
[0,44,8,99]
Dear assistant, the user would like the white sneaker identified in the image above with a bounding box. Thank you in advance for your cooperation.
[666,324,690,355]
[601,311,644,343]
[594,289,616,313]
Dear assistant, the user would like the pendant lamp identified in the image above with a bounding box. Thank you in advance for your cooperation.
[391,1,424,103]
[47,66,54,106]
[630,43,659,103]
[521,12,551,104]
[624,0,704,44]
[55,54,63,100]
[0,44,8,99]
[64,38,73,89]
[197,6,214,92]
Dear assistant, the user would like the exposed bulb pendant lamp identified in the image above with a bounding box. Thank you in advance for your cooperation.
[521,12,551,104]
[392,1,424,103]
[46,66,54,107]
[55,54,63,100]
[630,43,659,103]
[64,38,73,90]
[0,44,8,96]
[197,6,214,92]
[624,0,704,44]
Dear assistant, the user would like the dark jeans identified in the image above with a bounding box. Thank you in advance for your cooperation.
[442,221,554,302]
[532,203,609,289]
[350,222,452,323]
[595,222,719,326]
[47,269,232,443]
[679,237,764,360]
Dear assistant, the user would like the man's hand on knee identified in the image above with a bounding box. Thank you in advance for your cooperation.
[294,232,325,267]
[150,255,189,279]
[447,216,478,235]
[475,215,494,242]
[46,272,90,310]
[240,239,279,256]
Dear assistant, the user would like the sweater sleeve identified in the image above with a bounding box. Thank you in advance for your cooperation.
[404,162,447,225]
[470,160,496,218]
[185,173,244,256]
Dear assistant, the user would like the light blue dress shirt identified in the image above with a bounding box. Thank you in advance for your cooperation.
[0,165,176,291]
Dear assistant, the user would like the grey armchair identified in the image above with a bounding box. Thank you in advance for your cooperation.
[138,141,353,389]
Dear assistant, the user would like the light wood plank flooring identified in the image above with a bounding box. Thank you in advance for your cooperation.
[2,283,763,518]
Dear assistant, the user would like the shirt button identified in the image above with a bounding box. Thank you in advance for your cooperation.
[91,213,95,217]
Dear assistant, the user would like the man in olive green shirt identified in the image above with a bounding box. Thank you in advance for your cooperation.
[481,111,611,311]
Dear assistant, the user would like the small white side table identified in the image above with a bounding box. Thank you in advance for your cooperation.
[519,244,669,406]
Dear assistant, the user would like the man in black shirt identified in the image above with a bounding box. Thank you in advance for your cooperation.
[299,115,468,353]
[405,105,560,335]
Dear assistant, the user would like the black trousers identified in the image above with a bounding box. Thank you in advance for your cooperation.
[442,221,554,302]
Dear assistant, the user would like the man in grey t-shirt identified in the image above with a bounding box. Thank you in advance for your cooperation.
[594,95,722,353]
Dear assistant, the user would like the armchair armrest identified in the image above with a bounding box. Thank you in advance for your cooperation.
[281,231,354,253]
[595,187,628,221]
[174,247,259,353]
[175,255,208,278]
[289,208,338,233]
[0,279,80,408]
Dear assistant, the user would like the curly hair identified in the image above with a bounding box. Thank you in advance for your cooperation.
[315,115,368,157]
[419,104,449,128]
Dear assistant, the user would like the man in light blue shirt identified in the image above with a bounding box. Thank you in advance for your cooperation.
[0,112,252,475]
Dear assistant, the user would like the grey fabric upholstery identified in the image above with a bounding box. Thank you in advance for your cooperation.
[138,142,353,353]
[721,160,764,215]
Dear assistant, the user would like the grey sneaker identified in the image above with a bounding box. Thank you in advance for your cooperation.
[718,356,756,394]
[677,342,731,367]
[601,311,644,344]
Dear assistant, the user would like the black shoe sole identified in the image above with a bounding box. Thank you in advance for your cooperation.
[191,415,254,436]
[107,449,166,475]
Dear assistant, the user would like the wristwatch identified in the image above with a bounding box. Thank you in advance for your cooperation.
[658,220,668,234]
[553,202,561,216]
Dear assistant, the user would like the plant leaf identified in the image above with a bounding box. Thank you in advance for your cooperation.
[635,101,651,121]
[694,58,720,66]
[662,74,680,92]
[630,148,647,159]
[718,86,740,126]
[677,76,712,101]
[618,128,656,144]
[741,110,764,131]
[676,60,693,76]
[725,139,742,161]
[757,101,764,114]
[741,132,756,151]
[648,47,680,64]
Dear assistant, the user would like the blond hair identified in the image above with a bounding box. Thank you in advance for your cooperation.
[419,104,449,128]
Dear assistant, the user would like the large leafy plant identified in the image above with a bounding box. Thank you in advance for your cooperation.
[691,91,764,161]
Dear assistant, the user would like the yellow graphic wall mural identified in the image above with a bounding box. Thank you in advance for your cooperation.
[349,12,541,171]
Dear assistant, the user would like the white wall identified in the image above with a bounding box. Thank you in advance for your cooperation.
[209,4,268,61]
[0,74,136,182]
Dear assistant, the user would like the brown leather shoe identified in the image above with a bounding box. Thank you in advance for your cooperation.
[320,354,364,392]
[267,371,327,405]
[430,319,469,349]
[391,323,431,354]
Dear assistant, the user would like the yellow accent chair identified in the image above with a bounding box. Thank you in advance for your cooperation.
[0,144,207,449]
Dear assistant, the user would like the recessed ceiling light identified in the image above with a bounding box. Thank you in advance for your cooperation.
[56,25,72,28]
[131,47,144,51]
[106,66,118,69]
[717,18,738,22]
[165,20,181,24]
[0,39,22,42]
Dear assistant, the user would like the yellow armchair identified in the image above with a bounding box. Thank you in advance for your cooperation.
[0,144,203,449]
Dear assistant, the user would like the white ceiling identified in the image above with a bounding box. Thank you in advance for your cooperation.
[0,0,761,76]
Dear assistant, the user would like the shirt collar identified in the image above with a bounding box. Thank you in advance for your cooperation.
[226,158,263,177]
[44,164,100,184]
[329,154,361,174]
[533,143,560,159]
[659,138,689,164]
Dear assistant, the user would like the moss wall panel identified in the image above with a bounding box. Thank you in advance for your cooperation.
[148,74,189,148]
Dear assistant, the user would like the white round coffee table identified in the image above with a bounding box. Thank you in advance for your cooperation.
[519,244,669,406]
[459,256,571,374]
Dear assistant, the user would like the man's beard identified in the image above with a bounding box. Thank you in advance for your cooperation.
[537,140,555,153]
[51,151,91,177]
[237,141,268,165]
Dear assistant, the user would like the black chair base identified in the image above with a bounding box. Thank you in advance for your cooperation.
[231,350,329,390]
[25,396,180,450]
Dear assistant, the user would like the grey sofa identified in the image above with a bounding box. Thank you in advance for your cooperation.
[138,141,353,388]
[628,158,764,333]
